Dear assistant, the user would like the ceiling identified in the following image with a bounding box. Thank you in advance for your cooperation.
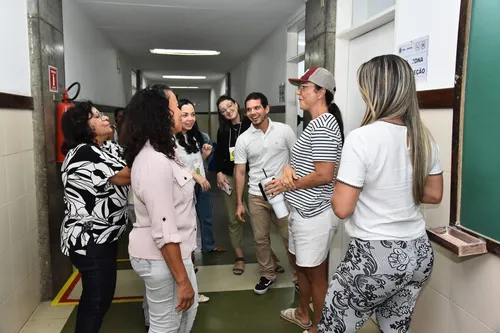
[75,0,305,88]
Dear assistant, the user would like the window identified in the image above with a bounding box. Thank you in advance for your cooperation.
[131,70,137,95]
[296,59,305,136]
[352,0,395,26]
[286,14,306,133]
[297,29,305,54]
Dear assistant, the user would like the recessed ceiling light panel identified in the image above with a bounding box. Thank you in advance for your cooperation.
[170,86,200,89]
[151,49,220,56]
[162,75,206,80]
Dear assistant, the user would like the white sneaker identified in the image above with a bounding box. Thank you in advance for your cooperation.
[199,294,210,303]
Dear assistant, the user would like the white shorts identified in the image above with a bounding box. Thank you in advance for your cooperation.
[288,207,340,267]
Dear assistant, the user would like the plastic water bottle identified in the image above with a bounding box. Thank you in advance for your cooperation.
[259,176,289,219]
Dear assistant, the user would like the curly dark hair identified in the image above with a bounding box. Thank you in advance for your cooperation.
[175,99,204,154]
[119,87,176,167]
[61,101,97,155]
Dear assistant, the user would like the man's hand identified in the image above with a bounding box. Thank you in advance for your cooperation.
[236,203,246,222]
[175,279,195,312]
[264,178,286,199]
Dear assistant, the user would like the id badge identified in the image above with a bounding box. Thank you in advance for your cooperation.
[194,162,203,175]
[229,147,235,162]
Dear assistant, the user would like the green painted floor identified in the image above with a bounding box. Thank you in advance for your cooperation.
[61,288,304,333]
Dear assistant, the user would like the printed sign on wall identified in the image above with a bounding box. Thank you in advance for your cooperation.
[398,36,429,82]
[49,65,58,92]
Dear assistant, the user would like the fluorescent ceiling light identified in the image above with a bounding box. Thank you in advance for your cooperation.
[151,49,220,56]
[162,75,206,80]
[170,86,199,89]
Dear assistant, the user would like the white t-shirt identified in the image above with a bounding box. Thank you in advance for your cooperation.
[175,136,205,178]
[337,121,442,241]
[234,119,297,196]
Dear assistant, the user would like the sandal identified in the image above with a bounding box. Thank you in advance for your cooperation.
[232,257,245,275]
[280,308,312,330]
[209,246,226,253]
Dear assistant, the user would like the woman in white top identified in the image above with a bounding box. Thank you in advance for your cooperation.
[318,55,443,333]
[175,99,225,255]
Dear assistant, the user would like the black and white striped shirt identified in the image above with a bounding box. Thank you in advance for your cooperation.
[285,113,343,218]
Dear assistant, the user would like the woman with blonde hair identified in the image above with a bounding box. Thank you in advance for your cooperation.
[318,54,443,333]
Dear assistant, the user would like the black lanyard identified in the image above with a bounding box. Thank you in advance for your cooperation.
[228,123,242,147]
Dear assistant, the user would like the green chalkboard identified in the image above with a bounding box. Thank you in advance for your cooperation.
[460,0,500,242]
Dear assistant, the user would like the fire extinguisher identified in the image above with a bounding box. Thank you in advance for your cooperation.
[56,82,80,163]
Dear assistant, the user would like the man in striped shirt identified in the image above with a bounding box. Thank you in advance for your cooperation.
[234,92,298,295]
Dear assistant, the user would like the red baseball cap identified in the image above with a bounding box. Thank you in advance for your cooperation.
[289,67,336,94]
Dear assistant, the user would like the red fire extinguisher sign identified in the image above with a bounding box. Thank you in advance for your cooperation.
[49,66,58,92]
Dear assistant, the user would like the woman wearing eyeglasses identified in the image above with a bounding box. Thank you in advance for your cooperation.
[215,96,251,274]
[60,102,131,333]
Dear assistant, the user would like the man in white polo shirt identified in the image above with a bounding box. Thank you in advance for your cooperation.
[234,92,297,295]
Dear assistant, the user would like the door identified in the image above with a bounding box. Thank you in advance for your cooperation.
[344,21,395,135]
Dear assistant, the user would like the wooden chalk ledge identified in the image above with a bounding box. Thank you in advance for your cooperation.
[427,226,488,257]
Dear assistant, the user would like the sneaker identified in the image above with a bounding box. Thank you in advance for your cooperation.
[199,294,210,303]
[254,277,275,295]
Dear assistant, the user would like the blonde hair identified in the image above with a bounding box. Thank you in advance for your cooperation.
[357,54,433,204]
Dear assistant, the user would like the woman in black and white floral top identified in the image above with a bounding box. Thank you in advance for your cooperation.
[60,101,130,333]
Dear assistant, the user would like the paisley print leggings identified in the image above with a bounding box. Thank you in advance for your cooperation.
[318,234,433,333]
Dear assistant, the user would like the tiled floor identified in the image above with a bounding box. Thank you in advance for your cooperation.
[18,173,381,333]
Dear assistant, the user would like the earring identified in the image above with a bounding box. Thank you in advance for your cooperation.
[91,126,96,131]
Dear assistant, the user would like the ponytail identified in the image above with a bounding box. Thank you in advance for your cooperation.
[325,89,345,144]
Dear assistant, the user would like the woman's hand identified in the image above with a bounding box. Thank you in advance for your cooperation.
[193,173,211,192]
[108,167,131,186]
[281,165,298,191]
[176,279,195,312]
[202,144,213,159]
[216,172,228,189]
[264,178,286,199]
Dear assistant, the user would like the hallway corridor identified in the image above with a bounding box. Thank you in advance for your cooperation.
[17,172,380,333]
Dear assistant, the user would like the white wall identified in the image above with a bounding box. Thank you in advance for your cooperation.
[333,1,500,333]
[176,89,211,114]
[209,77,227,111]
[0,109,38,333]
[0,2,40,333]
[230,62,246,106]
[63,0,133,107]
[394,0,460,91]
[230,21,288,107]
[0,0,31,96]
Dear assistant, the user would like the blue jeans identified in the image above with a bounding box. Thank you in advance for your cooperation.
[70,241,118,333]
[195,185,216,252]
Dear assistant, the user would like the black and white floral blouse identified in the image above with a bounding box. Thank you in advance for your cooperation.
[60,141,129,256]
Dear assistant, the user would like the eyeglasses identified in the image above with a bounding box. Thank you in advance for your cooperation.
[92,111,105,120]
[297,83,314,91]
[219,102,234,114]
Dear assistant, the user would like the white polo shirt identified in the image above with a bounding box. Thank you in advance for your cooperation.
[234,118,297,196]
